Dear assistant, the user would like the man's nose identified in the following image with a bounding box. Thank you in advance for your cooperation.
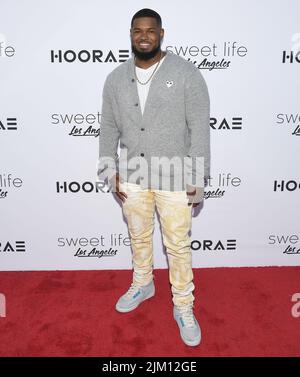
[140,31,149,39]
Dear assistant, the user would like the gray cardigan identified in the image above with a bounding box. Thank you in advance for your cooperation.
[97,50,210,192]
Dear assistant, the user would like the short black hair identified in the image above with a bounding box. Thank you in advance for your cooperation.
[131,8,162,28]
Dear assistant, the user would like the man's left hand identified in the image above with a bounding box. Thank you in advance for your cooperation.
[186,184,204,207]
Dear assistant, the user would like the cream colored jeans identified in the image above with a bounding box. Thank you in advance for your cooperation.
[119,181,195,307]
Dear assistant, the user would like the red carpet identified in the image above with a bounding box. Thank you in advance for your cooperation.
[0,267,300,356]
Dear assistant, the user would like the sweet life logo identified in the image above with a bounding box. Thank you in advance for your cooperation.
[0,33,15,58]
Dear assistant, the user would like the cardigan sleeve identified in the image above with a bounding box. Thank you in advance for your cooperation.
[97,75,120,184]
[184,67,210,189]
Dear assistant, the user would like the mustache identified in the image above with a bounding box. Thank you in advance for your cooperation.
[131,43,161,61]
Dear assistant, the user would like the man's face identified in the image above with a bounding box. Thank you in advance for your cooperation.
[130,17,164,60]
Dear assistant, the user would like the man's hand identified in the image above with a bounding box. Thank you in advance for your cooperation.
[109,173,128,203]
[186,184,204,207]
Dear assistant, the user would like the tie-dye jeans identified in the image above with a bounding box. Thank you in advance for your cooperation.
[119,180,195,308]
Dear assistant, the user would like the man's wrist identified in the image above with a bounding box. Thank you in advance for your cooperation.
[186,184,204,203]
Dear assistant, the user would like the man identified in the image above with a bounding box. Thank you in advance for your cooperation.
[97,8,210,347]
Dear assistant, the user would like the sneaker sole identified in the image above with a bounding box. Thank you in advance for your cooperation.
[115,289,155,313]
[180,334,201,347]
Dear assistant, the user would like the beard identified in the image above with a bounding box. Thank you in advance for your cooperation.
[131,43,161,61]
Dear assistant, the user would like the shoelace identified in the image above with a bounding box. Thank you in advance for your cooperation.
[178,306,196,328]
[124,283,140,298]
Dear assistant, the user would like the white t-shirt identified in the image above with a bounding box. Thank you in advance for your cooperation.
[135,55,166,115]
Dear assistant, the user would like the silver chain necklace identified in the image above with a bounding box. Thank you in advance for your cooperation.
[134,52,163,85]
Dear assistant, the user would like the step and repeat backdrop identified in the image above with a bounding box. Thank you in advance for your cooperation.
[1,0,299,271]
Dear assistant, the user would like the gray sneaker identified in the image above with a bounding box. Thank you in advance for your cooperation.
[115,280,155,313]
[173,305,201,346]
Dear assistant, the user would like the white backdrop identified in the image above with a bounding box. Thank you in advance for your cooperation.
[1,0,299,271]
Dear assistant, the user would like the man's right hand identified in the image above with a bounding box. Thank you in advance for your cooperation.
[109,173,128,203]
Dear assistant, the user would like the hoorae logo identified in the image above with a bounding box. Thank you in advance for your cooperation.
[268,234,300,255]
[56,180,110,194]
[276,113,300,136]
[166,41,248,71]
[0,34,15,58]
[282,50,300,64]
[0,173,23,199]
[51,111,100,137]
[210,116,243,131]
[0,240,26,253]
[273,179,300,192]
[50,49,130,63]
[191,239,237,251]
[204,172,241,200]
[282,33,300,64]
[0,116,17,131]
[58,234,130,259]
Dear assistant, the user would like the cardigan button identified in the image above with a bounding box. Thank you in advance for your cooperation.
[141,128,145,131]
[135,103,139,107]
[140,153,144,157]
[131,78,135,82]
